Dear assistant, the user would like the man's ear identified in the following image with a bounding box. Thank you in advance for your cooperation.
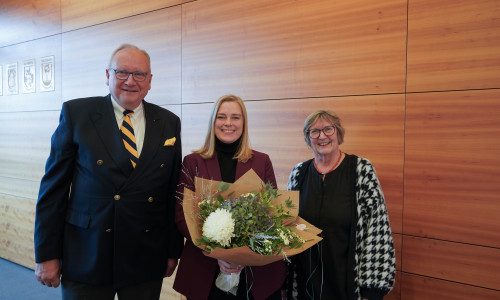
[106,69,110,86]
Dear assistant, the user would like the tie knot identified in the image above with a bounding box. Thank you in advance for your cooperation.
[123,109,134,116]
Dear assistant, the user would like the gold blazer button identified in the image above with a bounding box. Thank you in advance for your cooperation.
[114,195,120,200]
[97,160,104,165]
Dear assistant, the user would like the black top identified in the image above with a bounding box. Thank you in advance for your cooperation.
[295,154,355,300]
[215,137,240,183]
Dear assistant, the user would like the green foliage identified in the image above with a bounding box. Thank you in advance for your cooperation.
[197,182,304,255]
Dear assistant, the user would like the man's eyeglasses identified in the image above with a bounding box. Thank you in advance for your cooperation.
[308,126,336,139]
[110,68,149,82]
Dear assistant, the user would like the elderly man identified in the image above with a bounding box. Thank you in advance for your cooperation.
[34,44,183,300]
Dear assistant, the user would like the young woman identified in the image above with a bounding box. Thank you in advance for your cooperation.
[173,95,285,300]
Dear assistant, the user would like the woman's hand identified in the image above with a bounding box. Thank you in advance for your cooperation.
[218,259,244,274]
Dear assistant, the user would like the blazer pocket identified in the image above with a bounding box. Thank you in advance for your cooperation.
[65,209,91,229]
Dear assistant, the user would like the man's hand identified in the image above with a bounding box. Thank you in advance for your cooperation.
[35,259,61,288]
[164,258,178,277]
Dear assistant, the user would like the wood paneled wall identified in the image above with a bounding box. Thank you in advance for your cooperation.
[1,0,499,299]
[181,0,407,102]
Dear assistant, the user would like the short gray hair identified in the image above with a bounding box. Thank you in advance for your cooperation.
[303,110,345,148]
[108,43,151,71]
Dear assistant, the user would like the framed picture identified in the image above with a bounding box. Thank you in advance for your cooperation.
[40,55,55,92]
[6,62,18,95]
[23,59,36,94]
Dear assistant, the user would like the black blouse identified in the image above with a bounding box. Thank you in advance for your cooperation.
[295,154,355,300]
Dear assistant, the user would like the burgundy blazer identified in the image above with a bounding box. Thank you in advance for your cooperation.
[173,150,286,300]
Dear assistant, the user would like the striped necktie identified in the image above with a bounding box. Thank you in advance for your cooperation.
[120,109,138,168]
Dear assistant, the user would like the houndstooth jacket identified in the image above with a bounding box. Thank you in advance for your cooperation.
[287,155,396,300]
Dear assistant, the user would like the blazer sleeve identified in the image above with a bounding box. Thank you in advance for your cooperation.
[166,116,184,258]
[356,157,396,298]
[34,102,76,263]
[174,154,197,240]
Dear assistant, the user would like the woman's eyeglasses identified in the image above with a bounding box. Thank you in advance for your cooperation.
[308,126,335,139]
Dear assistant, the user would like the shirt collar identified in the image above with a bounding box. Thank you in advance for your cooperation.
[110,96,144,118]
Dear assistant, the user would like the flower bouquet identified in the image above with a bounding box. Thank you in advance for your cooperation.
[182,169,322,294]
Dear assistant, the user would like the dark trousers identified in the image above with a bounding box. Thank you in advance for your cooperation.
[61,278,163,300]
[206,268,283,300]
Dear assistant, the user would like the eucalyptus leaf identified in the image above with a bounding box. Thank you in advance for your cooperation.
[218,182,230,192]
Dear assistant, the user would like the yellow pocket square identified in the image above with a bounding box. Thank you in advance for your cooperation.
[164,137,176,146]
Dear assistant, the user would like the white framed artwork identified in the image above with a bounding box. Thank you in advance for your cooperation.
[23,59,36,94]
[40,55,55,92]
[6,62,18,95]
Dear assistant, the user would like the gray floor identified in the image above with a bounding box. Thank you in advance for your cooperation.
[0,258,62,299]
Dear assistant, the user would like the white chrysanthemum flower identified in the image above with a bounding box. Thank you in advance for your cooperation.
[203,208,235,247]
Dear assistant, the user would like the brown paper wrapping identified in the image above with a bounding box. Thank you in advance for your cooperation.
[183,169,323,266]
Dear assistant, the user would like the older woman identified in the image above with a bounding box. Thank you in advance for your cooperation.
[287,110,395,300]
[173,95,285,300]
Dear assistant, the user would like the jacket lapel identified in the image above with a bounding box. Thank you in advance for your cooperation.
[235,158,252,179]
[91,95,134,176]
[133,101,164,174]
[205,155,223,181]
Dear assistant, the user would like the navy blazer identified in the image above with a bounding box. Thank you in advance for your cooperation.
[34,95,183,289]
[173,151,286,300]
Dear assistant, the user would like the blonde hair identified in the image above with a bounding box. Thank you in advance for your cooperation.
[194,94,253,162]
[108,43,151,72]
[303,110,345,148]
